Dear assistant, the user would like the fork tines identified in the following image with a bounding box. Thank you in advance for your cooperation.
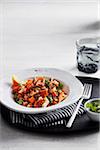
[83,83,92,98]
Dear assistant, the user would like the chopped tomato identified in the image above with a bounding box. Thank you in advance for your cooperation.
[12,85,21,92]
[12,81,19,86]
[52,101,57,105]
[52,91,58,97]
[34,77,45,86]
[26,83,33,89]
[23,88,28,93]
[28,97,35,104]
[40,89,48,97]
[26,79,33,84]
[34,97,44,107]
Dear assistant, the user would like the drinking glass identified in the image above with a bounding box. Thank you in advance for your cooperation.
[76,37,100,73]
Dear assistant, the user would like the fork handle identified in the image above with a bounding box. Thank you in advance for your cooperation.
[66,97,83,128]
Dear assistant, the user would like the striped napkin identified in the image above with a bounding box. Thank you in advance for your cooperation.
[7,101,85,128]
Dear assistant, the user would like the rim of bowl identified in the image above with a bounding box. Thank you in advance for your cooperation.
[84,98,100,115]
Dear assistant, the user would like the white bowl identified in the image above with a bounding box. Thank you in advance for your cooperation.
[84,98,100,122]
[0,68,83,114]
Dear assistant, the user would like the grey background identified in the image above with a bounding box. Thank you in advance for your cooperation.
[0,0,100,150]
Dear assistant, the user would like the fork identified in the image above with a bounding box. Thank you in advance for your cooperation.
[66,83,92,128]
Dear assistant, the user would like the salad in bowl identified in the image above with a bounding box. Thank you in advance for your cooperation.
[12,76,69,108]
[0,68,83,114]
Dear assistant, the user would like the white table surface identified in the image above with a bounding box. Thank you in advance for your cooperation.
[0,1,100,150]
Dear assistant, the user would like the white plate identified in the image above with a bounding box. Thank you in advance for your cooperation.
[0,68,83,114]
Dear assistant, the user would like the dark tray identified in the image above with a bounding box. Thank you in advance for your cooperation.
[1,76,100,134]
